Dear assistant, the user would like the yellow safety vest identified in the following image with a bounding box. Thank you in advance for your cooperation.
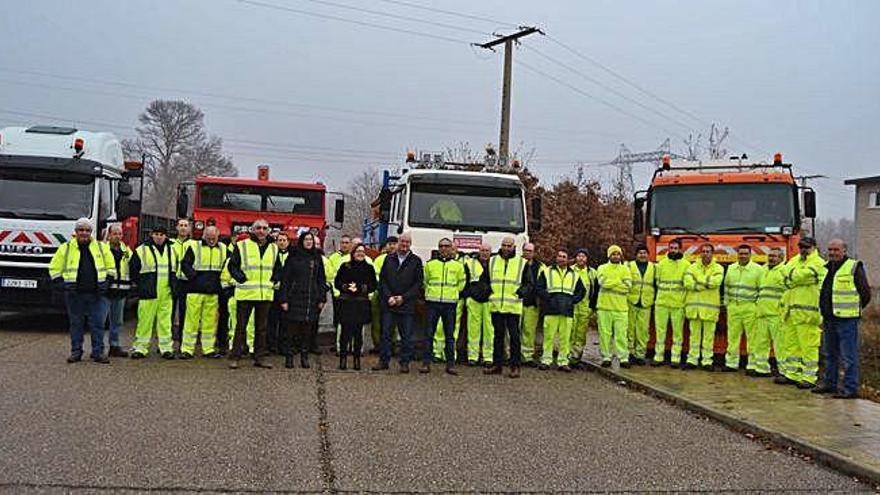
[572,265,596,305]
[235,238,278,301]
[135,242,177,288]
[831,258,861,318]
[48,239,115,286]
[724,261,764,312]
[108,243,132,291]
[546,265,579,295]
[424,258,466,304]
[190,242,227,273]
[684,260,724,321]
[627,260,655,307]
[596,262,632,312]
[757,263,786,318]
[783,250,827,325]
[488,254,525,314]
[655,257,690,308]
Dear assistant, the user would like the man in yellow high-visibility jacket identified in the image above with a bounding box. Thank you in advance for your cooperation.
[226,219,279,369]
[755,247,786,377]
[777,236,827,388]
[179,226,226,359]
[683,243,724,371]
[49,217,116,364]
[627,243,655,365]
[596,245,632,367]
[652,239,690,367]
[724,244,764,373]
[424,238,466,374]
[130,225,179,359]
[569,248,597,368]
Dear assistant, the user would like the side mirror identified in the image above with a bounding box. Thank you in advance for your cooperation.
[803,190,816,219]
[116,197,139,220]
[117,181,133,197]
[334,198,345,224]
[177,189,189,220]
[633,198,645,237]
[529,196,542,232]
[379,190,392,223]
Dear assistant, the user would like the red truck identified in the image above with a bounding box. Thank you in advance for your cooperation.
[177,165,343,242]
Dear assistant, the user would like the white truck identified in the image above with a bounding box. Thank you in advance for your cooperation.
[363,164,541,259]
[0,125,149,310]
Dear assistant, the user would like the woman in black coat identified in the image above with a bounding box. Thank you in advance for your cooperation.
[278,232,327,369]
[334,243,377,370]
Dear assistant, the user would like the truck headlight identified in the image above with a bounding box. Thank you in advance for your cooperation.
[194,221,205,231]
[650,228,661,236]
[782,226,793,235]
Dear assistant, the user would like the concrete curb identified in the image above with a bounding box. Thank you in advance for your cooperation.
[584,361,880,486]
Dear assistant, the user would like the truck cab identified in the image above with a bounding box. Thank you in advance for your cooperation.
[177,166,343,244]
[0,125,139,308]
[634,154,816,263]
[365,167,539,260]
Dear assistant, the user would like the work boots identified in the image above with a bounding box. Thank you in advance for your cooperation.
[353,355,361,371]
[338,355,348,370]
[108,346,129,358]
[300,352,311,369]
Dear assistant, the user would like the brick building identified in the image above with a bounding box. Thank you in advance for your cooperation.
[844,175,880,302]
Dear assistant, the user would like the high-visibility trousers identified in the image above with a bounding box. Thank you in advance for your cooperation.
[628,304,651,360]
[182,293,219,355]
[686,319,716,367]
[466,298,493,363]
[520,304,540,362]
[541,314,572,366]
[654,305,684,364]
[782,322,821,384]
[434,299,463,360]
[132,286,174,354]
[598,309,629,362]
[569,301,592,363]
[228,296,254,351]
[751,316,777,374]
[726,307,756,369]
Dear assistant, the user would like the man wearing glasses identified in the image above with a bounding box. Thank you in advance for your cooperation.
[49,217,116,363]
[226,219,278,369]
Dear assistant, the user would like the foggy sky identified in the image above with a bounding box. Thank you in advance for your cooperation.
[1,0,877,220]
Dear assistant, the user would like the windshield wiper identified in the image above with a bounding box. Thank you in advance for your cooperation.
[0,210,22,218]
[714,226,780,241]
[17,212,71,220]
[660,226,709,241]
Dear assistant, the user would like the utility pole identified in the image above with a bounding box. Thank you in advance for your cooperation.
[476,26,543,168]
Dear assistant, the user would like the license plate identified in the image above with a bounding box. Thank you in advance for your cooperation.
[1,278,38,289]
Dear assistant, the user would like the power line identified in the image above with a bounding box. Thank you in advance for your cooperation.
[516,60,688,142]
[523,45,697,133]
[234,0,468,45]
[372,0,518,28]
[297,0,489,35]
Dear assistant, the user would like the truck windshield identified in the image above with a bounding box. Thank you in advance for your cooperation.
[408,183,525,233]
[0,169,94,220]
[198,184,323,216]
[649,183,796,233]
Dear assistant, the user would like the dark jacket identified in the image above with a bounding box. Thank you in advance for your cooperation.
[461,257,491,303]
[335,259,377,325]
[75,241,99,294]
[278,240,328,324]
[180,240,225,295]
[521,259,543,307]
[379,251,424,314]
[129,240,178,300]
[537,265,587,317]
[820,256,872,319]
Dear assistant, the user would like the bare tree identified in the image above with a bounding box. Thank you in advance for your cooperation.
[341,167,383,237]
[123,100,237,217]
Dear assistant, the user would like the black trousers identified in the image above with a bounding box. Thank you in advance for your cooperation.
[340,323,364,357]
[216,290,231,352]
[284,321,312,356]
[267,296,283,353]
[172,293,187,344]
[233,301,270,360]
[492,312,521,367]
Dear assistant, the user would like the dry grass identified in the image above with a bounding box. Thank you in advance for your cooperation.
[860,306,880,401]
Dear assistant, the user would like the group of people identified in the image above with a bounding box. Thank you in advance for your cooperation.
[50,217,871,397]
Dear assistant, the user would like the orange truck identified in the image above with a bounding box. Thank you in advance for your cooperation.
[633,153,817,359]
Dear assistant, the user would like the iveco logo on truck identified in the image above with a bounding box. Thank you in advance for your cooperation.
[0,244,43,254]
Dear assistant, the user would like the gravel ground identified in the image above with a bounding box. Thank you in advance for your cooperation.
[0,314,872,493]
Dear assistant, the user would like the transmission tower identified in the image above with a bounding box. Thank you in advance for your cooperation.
[609,139,685,194]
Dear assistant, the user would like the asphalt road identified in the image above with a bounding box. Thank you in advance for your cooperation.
[0,312,873,493]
